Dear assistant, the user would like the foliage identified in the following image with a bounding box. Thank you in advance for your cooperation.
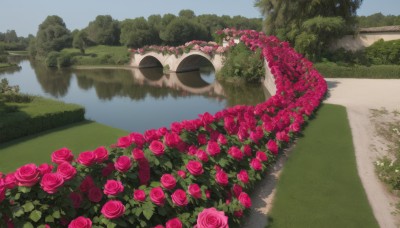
[365,39,400,65]
[315,62,400,78]
[323,48,370,66]
[35,15,72,56]
[120,17,156,48]
[72,31,89,54]
[61,45,130,65]
[217,42,265,83]
[160,18,208,46]
[85,15,120,46]
[0,30,327,227]
[0,30,30,51]
[357,13,400,28]
[268,104,379,227]
[45,52,60,68]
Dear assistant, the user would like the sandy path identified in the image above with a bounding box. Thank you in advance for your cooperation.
[244,78,400,228]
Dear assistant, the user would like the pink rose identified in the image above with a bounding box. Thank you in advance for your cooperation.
[14,164,40,187]
[38,163,53,175]
[232,184,243,198]
[200,112,214,126]
[228,146,243,160]
[237,170,249,184]
[69,192,83,209]
[133,189,146,202]
[276,131,289,142]
[40,173,64,194]
[196,149,209,162]
[51,148,74,164]
[57,162,77,181]
[267,139,279,155]
[4,173,16,189]
[157,127,168,137]
[102,162,115,177]
[215,170,228,186]
[88,187,103,203]
[171,122,183,134]
[197,134,207,145]
[205,189,211,199]
[154,225,165,228]
[188,183,202,199]
[129,132,145,148]
[77,151,96,166]
[93,146,109,163]
[68,216,92,228]
[150,187,165,206]
[196,208,228,228]
[117,136,132,148]
[250,158,263,171]
[238,192,252,208]
[138,160,150,185]
[217,134,227,145]
[164,132,182,148]
[206,141,220,156]
[114,156,132,173]
[132,148,145,161]
[149,140,165,156]
[166,218,182,228]
[101,200,125,219]
[144,129,159,142]
[243,145,252,157]
[177,170,186,179]
[160,174,176,190]
[171,189,188,206]
[186,161,204,176]
[0,184,6,203]
[256,151,268,162]
[234,210,243,217]
[79,176,95,193]
[103,180,124,196]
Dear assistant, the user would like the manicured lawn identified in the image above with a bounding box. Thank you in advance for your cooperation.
[61,45,130,65]
[315,63,400,78]
[267,104,378,228]
[0,121,128,173]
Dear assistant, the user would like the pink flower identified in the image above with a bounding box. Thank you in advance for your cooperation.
[93,146,109,163]
[79,176,95,193]
[250,158,263,171]
[164,132,181,148]
[256,151,268,162]
[232,184,243,198]
[14,164,40,187]
[88,187,103,203]
[102,162,115,177]
[138,160,150,185]
[186,160,204,176]
[188,183,202,199]
[171,189,188,206]
[228,146,244,160]
[166,218,182,228]
[215,170,229,186]
[150,187,165,206]
[243,145,252,157]
[4,173,16,189]
[68,216,92,228]
[197,134,207,145]
[217,134,227,145]
[196,208,228,228]
[177,170,186,179]
[116,136,132,148]
[160,174,176,190]
[267,139,279,155]
[38,163,53,175]
[40,172,64,194]
[51,148,74,164]
[57,162,77,181]
[114,156,132,173]
[149,140,165,156]
[237,170,249,184]
[200,112,214,126]
[129,132,145,148]
[77,151,96,166]
[206,141,220,156]
[132,148,145,161]
[196,149,209,162]
[103,180,124,196]
[276,131,289,142]
[101,200,125,219]
[69,192,83,209]
[238,192,252,208]
[133,189,146,202]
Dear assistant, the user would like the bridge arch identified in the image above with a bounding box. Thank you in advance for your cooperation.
[172,51,219,73]
[138,54,163,69]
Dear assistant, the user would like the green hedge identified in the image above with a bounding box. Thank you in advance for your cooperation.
[0,96,85,143]
[365,39,400,65]
[314,63,400,78]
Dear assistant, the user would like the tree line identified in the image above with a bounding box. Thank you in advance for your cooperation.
[28,10,262,57]
[357,13,400,27]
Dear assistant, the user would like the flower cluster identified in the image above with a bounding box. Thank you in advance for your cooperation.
[0,29,327,227]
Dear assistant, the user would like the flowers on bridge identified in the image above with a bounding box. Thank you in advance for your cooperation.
[0,29,327,227]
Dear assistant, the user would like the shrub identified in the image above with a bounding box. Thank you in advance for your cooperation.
[45,51,60,68]
[365,39,400,65]
[57,53,73,68]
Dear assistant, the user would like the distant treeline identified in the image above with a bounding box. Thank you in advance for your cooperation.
[357,13,400,28]
[0,30,31,52]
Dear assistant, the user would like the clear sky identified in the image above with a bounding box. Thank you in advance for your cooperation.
[1,0,399,37]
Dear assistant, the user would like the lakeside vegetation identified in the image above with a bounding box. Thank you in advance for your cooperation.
[267,104,378,228]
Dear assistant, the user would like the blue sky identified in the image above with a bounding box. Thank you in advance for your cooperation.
[0,0,399,37]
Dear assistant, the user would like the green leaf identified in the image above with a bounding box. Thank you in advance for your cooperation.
[45,215,54,223]
[143,208,153,220]
[23,222,34,228]
[22,202,35,213]
[18,186,31,193]
[14,193,21,200]
[29,210,42,223]
[52,210,61,219]
[12,206,24,217]
[158,206,167,216]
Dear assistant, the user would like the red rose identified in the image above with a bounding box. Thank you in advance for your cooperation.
[154,225,165,228]
[38,163,53,175]
[267,139,279,155]
[101,200,125,219]
[116,136,132,148]
[138,160,150,185]
[40,173,64,194]
[4,173,16,189]
[144,129,159,142]
[289,122,301,133]
[276,131,289,142]
[205,189,211,199]
[171,122,183,134]
[200,112,214,126]
[150,187,165,206]
[171,189,188,206]
[256,151,268,162]
[243,145,252,157]
[237,170,249,184]
[51,148,74,164]
[166,218,182,228]
[176,170,186,179]
[77,151,96,166]
[93,146,109,163]
[188,183,202,199]
[197,134,207,145]
[160,174,176,190]
[0,183,6,203]
[79,176,95,193]
[88,187,103,203]
[228,146,243,160]
[186,161,204,176]
[157,127,168,137]
[14,164,40,187]
[114,156,132,173]
[132,148,145,161]
[215,170,228,186]
[57,162,77,181]
[250,158,263,171]
[68,216,92,228]
[217,134,227,145]
[133,189,146,202]
[149,140,165,156]
[196,149,209,162]
[196,208,228,228]
[164,132,182,148]
[232,184,243,198]
[206,141,220,156]
[234,210,243,217]
[238,192,252,208]
[129,132,145,148]
[102,162,115,177]
[103,180,124,196]
[69,192,83,209]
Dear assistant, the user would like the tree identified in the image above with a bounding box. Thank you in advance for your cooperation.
[255,0,363,60]
[73,30,89,54]
[4,30,18,43]
[86,15,120,45]
[147,15,163,45]
[120,17,155,48]
[179,9,196,19]
[160,18,208,45]
[35,15,72,56]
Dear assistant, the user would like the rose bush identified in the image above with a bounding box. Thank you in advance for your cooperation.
[0,29,327,227]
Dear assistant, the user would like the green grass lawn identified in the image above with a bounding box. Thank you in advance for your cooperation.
[61,45,131,66]
[0,121,128,173]
[0,63,15,68]
[267,104,378,228]
[315,62,400,78]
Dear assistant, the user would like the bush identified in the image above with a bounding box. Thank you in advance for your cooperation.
[217,42,265,83]
[57,53,73,68]
[45,51,60,68]
[323,48,370,66]
[365,39,400,65]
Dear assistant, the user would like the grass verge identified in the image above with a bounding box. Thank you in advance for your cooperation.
[61,45,130,66]
[0,121,128,173]
[315,63,400,78]
[267,104,378,228]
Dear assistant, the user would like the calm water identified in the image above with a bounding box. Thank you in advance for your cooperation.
[1,57,270,132]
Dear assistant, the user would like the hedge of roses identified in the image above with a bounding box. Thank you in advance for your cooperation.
[0,29,327,227]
